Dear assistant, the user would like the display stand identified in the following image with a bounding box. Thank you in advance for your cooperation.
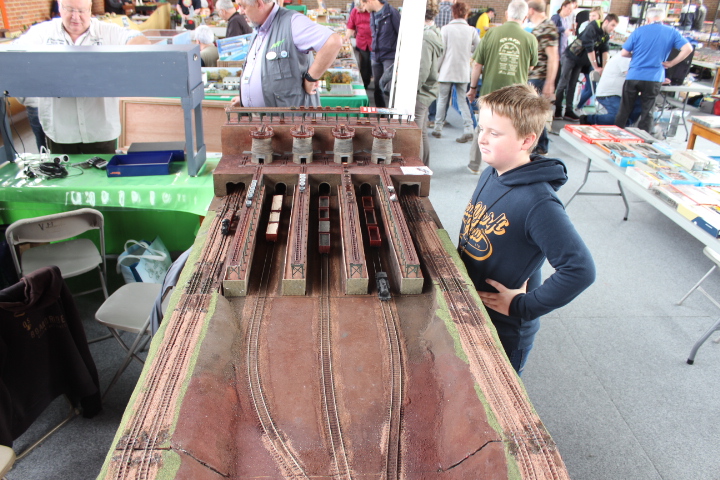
[0,44,207,176]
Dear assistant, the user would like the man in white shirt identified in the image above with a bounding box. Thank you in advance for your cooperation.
[579,54,641,126]
[13,0,150,154]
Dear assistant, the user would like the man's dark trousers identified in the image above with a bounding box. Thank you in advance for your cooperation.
[372,59,393,108]
[615,79,661,133]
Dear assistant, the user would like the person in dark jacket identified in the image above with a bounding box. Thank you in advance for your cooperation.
[554,13,618,121]
[216,0,252,37]
[458,84,595,375]
[362,0,400,108]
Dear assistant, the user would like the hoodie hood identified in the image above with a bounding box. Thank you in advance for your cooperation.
[495,154,568,191]
[0,266,63,312]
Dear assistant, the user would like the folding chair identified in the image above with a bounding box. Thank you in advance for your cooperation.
[5,208,108,299]
[95,282,173,399]
[0,445,15,479]
[677,246,720,364]
[6,208,110,343]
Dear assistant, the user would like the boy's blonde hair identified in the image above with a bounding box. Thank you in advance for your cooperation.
[478,84,551,150]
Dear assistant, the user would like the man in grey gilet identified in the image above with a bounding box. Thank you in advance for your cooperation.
[230,0,342,108]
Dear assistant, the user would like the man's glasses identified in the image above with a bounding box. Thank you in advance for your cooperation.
[61,5,91,15]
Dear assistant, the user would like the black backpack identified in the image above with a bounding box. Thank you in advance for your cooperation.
[665,44,695,86]
[468,10,482,28]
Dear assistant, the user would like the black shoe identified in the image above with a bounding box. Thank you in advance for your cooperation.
[563,111,580,121]
[534,147,548,155]
[579,115,587,124]
[554,111,564,120]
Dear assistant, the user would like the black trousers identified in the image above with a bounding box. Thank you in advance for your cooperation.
[47,138,117,155]
[615,79,661,133]
[555,56,583,116]
[371,59,393,108]
[354,46,372,90]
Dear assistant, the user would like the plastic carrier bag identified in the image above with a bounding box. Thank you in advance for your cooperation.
[116,237,172,284]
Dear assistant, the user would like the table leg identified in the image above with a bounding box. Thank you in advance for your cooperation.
[687,316,720,365]
[687,125,697,149]
[565,157,632,221]
[565,157,593,207]
[617,180,629,221]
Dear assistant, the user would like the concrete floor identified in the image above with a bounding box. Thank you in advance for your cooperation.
[4,99,720,479]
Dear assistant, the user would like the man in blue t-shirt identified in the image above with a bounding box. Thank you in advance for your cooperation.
[615,7,692,132]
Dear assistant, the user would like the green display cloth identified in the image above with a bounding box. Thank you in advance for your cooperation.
[0,155,217,253]
[204,85,369,108]
[285,4,307,14]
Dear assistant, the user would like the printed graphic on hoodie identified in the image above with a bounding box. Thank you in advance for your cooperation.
[460,200,510,261]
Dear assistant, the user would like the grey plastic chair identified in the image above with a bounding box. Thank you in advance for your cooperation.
[0,445,15,479]
[95,282,173,399]
[5,208,109,299]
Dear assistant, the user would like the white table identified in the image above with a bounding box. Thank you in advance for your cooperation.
[658,83,714,140]
[560,128,720,255]
[560,127,720,363]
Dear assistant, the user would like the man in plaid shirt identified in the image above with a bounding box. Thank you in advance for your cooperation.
[434,0,454,29]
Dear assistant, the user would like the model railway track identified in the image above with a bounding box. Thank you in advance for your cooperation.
[246,243,309,478]
[318,254,351,479]
[111,191,245,480]
[371,253,404,480]
[400,193,567,480]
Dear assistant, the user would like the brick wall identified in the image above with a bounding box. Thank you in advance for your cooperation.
[3,0,718,36]
[321,0,719,24]
[1,0,108,32]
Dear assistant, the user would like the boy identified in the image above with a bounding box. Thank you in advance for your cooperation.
[458,84,595,375]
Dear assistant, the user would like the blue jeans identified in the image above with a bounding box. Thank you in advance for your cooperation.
[25,106,47,152]
[528,79,549,153]
[586,96,642,126]
[507,344,534,376]
[577,72,596,109]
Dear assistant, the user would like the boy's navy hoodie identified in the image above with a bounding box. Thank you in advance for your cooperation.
[458,155,595,352]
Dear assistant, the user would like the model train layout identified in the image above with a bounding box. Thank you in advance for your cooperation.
[100,106,570,479]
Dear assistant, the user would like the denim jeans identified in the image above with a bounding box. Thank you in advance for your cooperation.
[577,72,596,109]
[507,344,534,376]
[371,59,393,108]
[25,106,47,153]
[586,96,642,126]
[528,79,549,153]
[434,82,473,135]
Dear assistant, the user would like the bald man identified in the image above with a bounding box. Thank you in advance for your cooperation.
[13,0,150,154]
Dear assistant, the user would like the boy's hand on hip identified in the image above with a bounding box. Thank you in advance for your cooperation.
[478,279,528,316]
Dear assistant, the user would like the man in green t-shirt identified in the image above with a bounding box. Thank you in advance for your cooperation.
[465,0,538,173]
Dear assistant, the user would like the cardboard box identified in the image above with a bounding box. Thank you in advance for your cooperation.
[626,166,664,189]
[564,125,614,143]
[594,125,644,143]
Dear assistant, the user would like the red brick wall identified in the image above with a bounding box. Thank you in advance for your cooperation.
[1,0,107,32]
[321,0,719,23]
[3,0,718,35]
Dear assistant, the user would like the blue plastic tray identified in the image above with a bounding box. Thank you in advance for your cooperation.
[107,151,173,177]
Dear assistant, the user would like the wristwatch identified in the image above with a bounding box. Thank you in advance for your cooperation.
[303,71,319,83]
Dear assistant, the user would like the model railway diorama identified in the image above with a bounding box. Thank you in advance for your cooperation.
[100,106,570,479]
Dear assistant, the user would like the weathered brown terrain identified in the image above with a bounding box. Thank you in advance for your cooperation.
[100,108,569,480]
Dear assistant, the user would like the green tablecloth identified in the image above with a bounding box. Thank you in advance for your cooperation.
[0,155,217,253]
[204,85,369,108]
